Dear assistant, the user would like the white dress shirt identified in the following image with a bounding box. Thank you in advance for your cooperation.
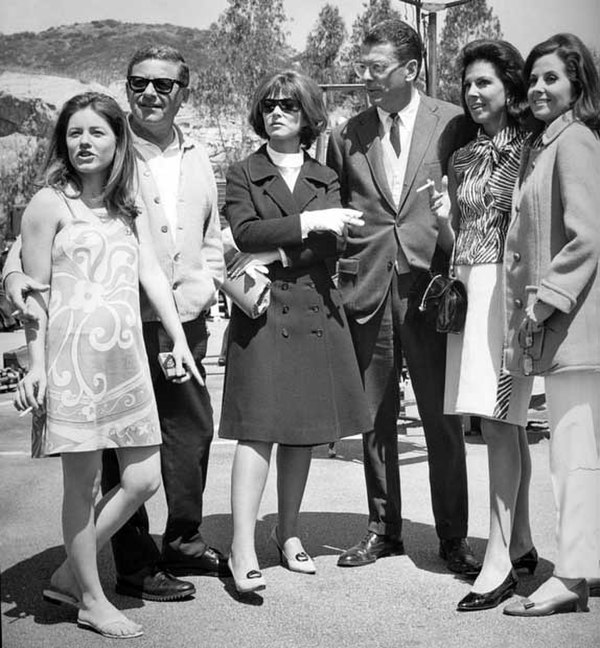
[377,89,421,207]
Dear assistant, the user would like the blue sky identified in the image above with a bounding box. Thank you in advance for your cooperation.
[1,0,598,56]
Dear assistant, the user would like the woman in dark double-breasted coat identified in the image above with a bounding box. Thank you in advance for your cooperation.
[219,71,370,594]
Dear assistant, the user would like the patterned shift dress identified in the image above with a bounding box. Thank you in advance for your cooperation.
[33,196,161,457]
[444,126,533,425]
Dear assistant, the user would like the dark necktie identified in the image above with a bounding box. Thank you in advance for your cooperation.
[389,112,401,157]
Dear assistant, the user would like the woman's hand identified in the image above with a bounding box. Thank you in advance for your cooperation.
[228,250,279,280]
[14,366,46,412]
[300,208,364,237]
[170,338,204,386]
[525,299,554,329]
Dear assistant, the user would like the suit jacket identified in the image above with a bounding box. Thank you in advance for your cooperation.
[326,94,473,322]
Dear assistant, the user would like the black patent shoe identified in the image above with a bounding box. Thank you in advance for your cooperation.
[337,532,405,567]
[162,545,231,577]
[115,567,196,601]
[457,569,518,612]
[439,538,481,577]
[511,546,538,575]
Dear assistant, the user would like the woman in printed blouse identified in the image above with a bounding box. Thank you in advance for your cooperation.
[434,40,535,612]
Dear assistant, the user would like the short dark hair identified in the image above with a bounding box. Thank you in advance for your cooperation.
[524,33,600,131]
[44,92,138,218]
[459,39,529,126]
[127,45,189,88]
[364,19,423,76]
[248,70,327,148]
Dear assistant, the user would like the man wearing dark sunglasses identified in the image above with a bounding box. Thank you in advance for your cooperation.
[327,19,479,576]
[3,44,226,604]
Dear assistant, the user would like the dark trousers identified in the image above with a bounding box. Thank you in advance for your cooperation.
[348,271,468,540]
[101,315,214,575]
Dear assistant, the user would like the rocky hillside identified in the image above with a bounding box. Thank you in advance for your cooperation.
[0,20,212,86]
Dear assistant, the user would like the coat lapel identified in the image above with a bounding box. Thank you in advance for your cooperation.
[355,108,397,213]
[248,146,325,215]
[397,95,438,214]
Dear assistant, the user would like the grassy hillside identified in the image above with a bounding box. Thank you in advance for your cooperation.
[0,20,212,85]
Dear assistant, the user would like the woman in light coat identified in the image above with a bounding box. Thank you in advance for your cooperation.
[503,33,600,617]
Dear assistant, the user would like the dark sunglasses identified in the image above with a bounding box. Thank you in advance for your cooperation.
[261,98,301,114]
[127,76,186,95]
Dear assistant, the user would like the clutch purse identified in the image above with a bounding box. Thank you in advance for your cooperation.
[418,272,467,334]
[220,227,271,319]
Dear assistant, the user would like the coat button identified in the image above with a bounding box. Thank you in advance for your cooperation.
[514,298,523,308]
[172,281,180,290]
[281,283,289,291]
[174,252,181,262]
[313,329,323,337]
[311,305,319,313]
[513,252,521,262]
[161,225,168,233]
[281,328,289,338]
[154,196,161,204]
[282,305,289,314]
[387,260,393,271]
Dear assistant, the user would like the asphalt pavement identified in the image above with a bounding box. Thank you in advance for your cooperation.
[1,320,598,648]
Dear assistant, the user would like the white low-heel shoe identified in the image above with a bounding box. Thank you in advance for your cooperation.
[271,527,316,575]
[227,556,266,594]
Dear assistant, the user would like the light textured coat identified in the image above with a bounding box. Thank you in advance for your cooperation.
[503,112,600,375]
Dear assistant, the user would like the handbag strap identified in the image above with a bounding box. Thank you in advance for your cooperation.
[418,274,443,312]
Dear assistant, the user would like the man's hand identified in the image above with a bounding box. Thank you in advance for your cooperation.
[4,272,49,322]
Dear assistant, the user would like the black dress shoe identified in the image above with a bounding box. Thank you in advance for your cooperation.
[439,538,481,577]
[337,532,405,567]
[457,569,518,612]
[588,577,600,597]
[115,567,195,601]
[511,546,538,575]
[162,546,231,577]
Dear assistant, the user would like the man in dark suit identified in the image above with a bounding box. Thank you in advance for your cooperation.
[326,18,480,574]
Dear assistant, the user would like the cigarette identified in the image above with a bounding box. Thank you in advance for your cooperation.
[416,180,435,193]
[19,406,33,417]
[10,310,20,317]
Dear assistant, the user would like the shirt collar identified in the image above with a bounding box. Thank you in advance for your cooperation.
[266,143,304,168]
[127,117,190,157]
[376,88,420,132]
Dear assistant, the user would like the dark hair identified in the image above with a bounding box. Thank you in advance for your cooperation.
[524,33,600,130]
[459,39,529,126]
[364,19,423,76]
[44,92,138,218]
[248,71,328,148]
[127,45,190,87]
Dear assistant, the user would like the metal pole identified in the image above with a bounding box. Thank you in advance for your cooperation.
[427,11,438,97]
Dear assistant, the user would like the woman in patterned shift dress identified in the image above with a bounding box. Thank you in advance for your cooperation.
[14,93,201,639]
[435,41,536,611]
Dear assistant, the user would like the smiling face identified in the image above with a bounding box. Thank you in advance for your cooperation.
[126,58,188,131]
[528,52,574,125]
[261,93,305,151]
[66,107,117,180]
[357,42,417,112]
[463,60,508,136]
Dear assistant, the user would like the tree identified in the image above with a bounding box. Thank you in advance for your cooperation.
[303,4,347,84]
[192,0,291,167]
[437,0,502,104]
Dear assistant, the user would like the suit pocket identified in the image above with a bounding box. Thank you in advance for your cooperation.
[337,258,359,277]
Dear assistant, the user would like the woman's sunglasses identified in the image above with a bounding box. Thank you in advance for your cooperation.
[127,76,186,95]
[261,98,301,114]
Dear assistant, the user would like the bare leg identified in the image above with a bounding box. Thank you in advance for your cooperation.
[509,426,534,559]
[471,419,522,593]
[229,440,272,574]
[52,447,160,602]
[60,451,143,636]
[276,444,312,543]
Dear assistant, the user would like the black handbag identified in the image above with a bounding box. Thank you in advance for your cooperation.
[418,272,467,334]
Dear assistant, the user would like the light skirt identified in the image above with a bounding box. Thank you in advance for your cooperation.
[444,263,532,426]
